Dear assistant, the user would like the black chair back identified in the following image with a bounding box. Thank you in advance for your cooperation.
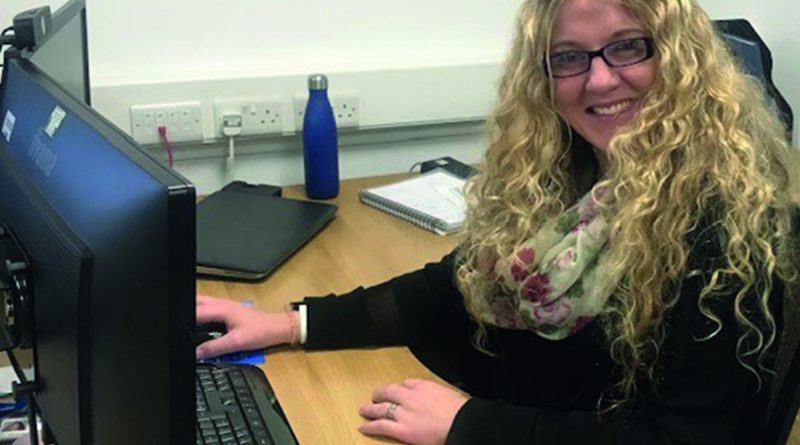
[714,19,794,144]
[762,273,800,444]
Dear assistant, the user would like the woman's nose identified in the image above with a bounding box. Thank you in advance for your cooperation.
[585,57,621,93]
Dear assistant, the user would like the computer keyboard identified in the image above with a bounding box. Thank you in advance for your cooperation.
[196,363,298,445]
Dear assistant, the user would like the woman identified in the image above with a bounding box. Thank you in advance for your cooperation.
[196,0,799,443]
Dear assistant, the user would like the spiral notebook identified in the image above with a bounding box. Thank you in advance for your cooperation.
[359,170,466,235]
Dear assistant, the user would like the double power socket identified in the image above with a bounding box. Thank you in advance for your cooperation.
[129,93,360,145]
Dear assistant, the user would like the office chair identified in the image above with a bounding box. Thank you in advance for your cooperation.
[763,281,800,445]
[714,19,794,145]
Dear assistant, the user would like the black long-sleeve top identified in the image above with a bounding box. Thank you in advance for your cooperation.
[300,224,782,444]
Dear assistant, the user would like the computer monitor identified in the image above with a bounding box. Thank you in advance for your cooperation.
[0,51,195,444]
[25,0,91,105]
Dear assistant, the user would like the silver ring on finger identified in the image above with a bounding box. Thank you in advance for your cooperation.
[383,402,399,421]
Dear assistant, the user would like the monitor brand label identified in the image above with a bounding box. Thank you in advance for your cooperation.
[28,134,57,178]
[2,111,15,142]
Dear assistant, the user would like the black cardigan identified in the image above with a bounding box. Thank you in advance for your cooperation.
[301,225,780,444]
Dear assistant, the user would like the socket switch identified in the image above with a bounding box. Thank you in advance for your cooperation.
[294,92,360,132]
[213,98,285,138]
[130,102,203,145]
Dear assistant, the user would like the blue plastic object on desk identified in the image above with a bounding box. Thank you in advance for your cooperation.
[199,350,265,366]
[302,74,339,199]
[0,400,25,417]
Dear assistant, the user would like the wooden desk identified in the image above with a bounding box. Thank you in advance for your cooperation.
[197,174,800,445]
[197,174,458,444]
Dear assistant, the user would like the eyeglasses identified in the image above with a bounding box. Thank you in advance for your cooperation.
[544,37,655,79]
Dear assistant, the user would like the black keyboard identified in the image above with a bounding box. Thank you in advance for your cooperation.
[196,364,298,445]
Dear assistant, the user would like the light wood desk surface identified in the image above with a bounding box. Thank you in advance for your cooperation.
[196,173,800,445]
[197,173,458,445]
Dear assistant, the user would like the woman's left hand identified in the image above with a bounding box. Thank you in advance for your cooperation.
[358,379,469,445]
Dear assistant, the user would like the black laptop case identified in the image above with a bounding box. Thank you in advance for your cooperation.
[196,182,337,280]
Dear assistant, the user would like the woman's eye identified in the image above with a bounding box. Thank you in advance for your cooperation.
[610,39,644,53]
[552,52,584,66]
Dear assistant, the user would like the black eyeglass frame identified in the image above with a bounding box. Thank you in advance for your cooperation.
[544,37,656,79]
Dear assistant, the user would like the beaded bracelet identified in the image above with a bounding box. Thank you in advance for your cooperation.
[285,307,301,346]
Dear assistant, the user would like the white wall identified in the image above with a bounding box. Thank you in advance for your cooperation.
[1,0,520,84]
[86,0,518,85]
[1,0,798,194]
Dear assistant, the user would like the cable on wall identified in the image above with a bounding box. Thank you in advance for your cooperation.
[157,126,174,168]
[222,114,243,179]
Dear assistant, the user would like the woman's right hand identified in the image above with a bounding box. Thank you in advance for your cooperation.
[195,295,297,359]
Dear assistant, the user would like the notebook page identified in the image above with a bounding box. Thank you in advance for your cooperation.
[366,171,466,224]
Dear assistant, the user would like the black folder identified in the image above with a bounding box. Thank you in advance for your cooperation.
[196,183,337,281]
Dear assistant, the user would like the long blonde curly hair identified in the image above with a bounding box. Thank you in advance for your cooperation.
[456,0,799,406]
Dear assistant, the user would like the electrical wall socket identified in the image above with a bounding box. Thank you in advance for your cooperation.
[130,102,203,145]
[294,92,360,132]
[213,98,285,137]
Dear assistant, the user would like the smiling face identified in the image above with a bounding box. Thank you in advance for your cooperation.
[550,0,657,151]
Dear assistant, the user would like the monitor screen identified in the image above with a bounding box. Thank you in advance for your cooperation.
[27,0,90,105]
[0,54,195,444]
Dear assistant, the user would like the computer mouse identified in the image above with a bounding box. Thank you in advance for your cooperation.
[194,321,228,347]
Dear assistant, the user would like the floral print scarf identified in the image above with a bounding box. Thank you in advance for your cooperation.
[483,189,611,340]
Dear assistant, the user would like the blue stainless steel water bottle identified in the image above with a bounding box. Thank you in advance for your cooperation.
[303,74,339,199]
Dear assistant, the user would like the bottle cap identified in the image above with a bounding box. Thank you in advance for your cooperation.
[308,74,328,91]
